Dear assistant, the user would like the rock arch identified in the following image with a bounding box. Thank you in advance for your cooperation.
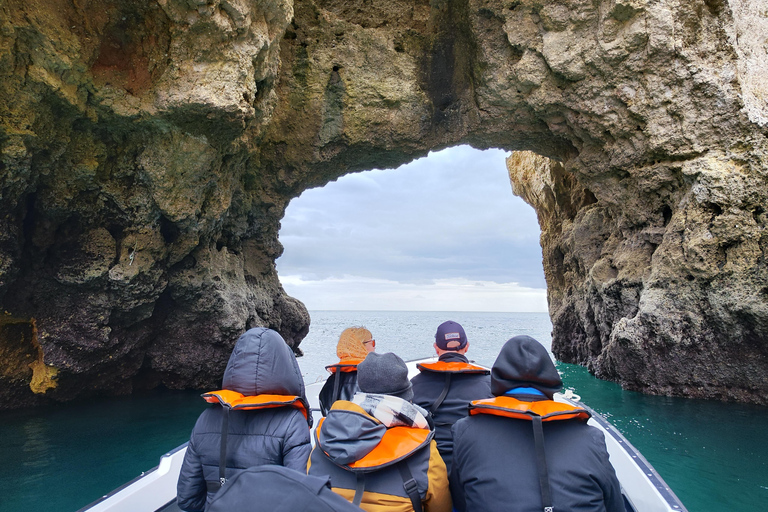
[0,0,766,408]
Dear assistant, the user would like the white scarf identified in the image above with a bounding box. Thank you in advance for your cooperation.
[352,393,429,429]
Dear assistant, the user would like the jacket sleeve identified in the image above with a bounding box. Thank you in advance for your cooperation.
[281,410,312,472]
[424,439,453,512]
[176,432,207,512]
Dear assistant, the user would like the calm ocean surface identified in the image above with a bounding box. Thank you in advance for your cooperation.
[1,311,766,511]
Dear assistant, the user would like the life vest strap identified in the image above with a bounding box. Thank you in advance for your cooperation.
[532,415,554,512]
[332,372,342,406]
[218,407,229,490]
[430,373,452,415]
[353,473,365,507]
[397,461,424,512]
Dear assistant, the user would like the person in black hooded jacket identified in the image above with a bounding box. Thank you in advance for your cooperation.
[449,335,624,512]
[177,327,312,512]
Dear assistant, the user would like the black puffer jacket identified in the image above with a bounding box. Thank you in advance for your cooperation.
[177,328,312,512]
[410,352,491,472]
[318,362,360,416]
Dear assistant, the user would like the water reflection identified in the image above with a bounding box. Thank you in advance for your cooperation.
[21,418,54,471]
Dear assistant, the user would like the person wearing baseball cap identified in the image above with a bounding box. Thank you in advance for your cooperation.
[410,321,492,472]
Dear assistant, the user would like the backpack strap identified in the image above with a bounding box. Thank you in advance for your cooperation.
[397,461,423,512]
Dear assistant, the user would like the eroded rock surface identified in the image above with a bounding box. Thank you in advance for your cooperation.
[1,0,766,407]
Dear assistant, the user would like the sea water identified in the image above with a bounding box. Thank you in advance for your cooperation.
[0,311,766,511]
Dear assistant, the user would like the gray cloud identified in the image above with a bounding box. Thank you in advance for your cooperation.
[276,146,547,311]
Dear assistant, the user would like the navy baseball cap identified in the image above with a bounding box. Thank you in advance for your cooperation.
[435,321,467,350]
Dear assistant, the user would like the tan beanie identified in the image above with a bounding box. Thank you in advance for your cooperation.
[336,327,372,360]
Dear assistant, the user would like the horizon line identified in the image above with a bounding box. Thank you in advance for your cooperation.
[306,309,550,314]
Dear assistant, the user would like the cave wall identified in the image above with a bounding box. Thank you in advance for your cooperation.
[1,0,766,408]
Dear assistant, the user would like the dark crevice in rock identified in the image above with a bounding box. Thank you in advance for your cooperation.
[158,216,178,245]
[662,204,673,226]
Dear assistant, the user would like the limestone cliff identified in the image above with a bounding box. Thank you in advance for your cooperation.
[1,0,766,408]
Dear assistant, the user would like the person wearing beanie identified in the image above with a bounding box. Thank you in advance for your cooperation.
[318,327,376,416]
[308,352,452,512]
[410,321,492,473]
[177,328,312,512]
[449,336,624,512]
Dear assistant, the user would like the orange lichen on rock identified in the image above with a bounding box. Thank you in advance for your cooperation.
[27,318,59,394]
[0,313,58,394]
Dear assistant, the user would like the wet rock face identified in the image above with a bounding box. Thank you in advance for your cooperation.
[1,0,767,407]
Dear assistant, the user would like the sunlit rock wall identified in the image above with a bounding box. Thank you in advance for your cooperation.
[1,0,766,407]
[0,0,308,408]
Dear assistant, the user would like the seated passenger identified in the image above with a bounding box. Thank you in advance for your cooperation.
[449,335,624,512]
[207,465,363,512]
[308,352,452,512]
[177,328,313,512]
[318,326,375,416]
[410,320,492,472]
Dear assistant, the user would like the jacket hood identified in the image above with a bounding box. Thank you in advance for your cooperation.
[490,335,562,399]
[317,404,386,466]
[223,327,306,398]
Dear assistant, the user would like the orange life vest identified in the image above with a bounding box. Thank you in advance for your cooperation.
[468,395,591,422]
[315,416,432,470]
[325,358,364,373]
[202,389,309,421]
[203,389,311,491]
[416,360,490,374]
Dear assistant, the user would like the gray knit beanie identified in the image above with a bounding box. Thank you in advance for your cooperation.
[357,352,414,402]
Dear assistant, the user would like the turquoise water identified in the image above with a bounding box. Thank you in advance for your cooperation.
[1,311,766,511]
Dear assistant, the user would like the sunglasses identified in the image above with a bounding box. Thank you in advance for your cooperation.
[362,339,375,346]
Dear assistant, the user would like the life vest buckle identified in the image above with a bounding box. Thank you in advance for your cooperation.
[219,477,226,486]
[402,476,418,494]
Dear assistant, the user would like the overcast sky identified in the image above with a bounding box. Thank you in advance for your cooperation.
[275,145,548,312]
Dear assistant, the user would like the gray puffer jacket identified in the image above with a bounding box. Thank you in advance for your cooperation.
[177,328,312,512]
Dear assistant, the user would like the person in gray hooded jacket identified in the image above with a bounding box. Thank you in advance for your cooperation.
[177,327,312,512]
[308,352,452,512]
[449,335,624,512]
